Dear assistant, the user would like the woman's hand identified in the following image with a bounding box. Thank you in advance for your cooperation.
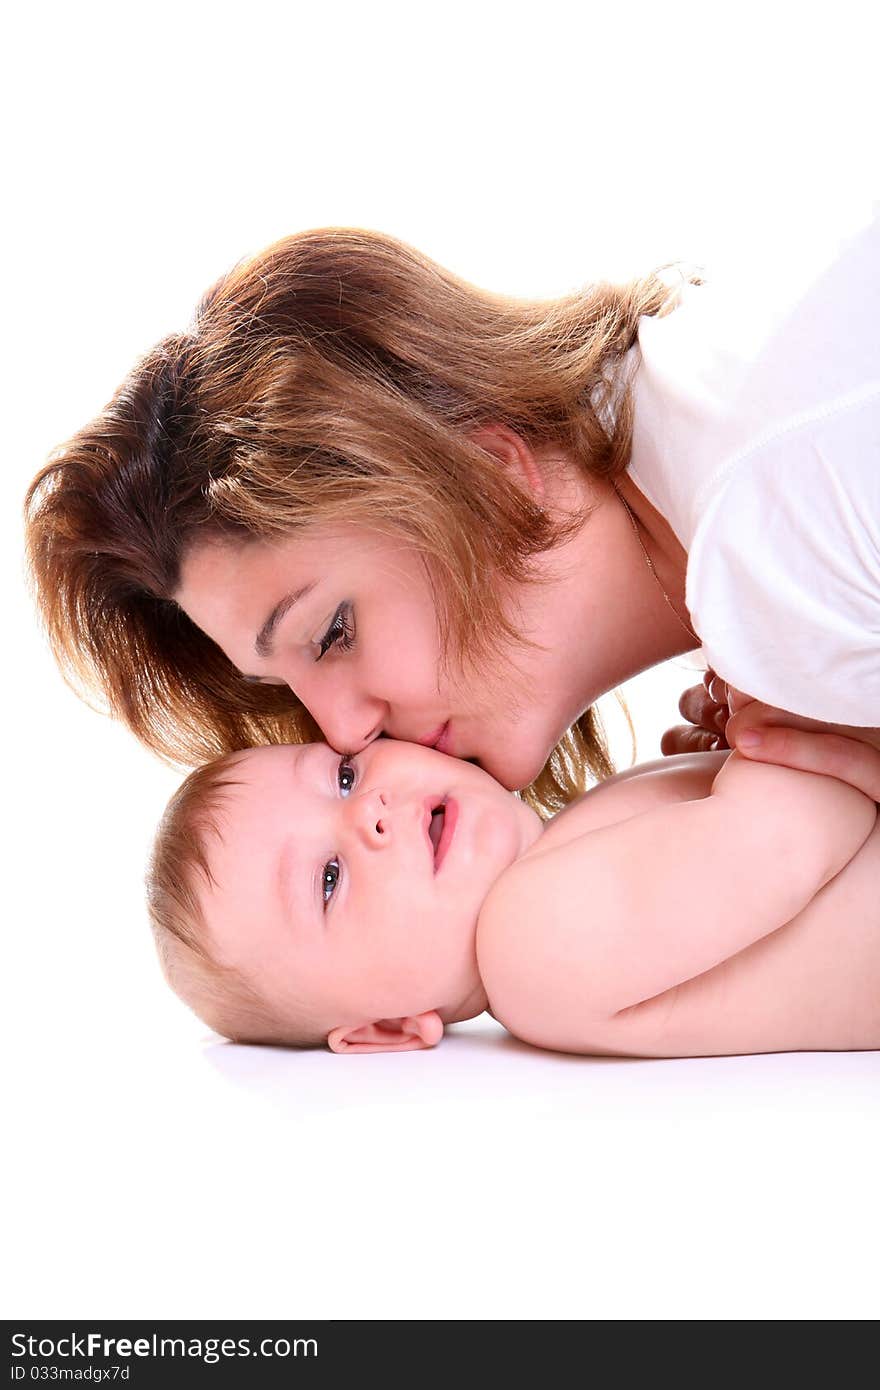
[660,669,732,755]
[727,705,880,803]
[664,670,880,802]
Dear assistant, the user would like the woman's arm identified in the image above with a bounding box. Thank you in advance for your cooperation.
[479,754,876,1027]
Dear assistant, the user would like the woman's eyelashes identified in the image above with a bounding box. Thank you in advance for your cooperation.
[316,602,355,661]
[241,602,354,684]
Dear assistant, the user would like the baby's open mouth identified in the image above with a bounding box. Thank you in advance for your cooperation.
[424,794,458,872]
[428,803,446,861]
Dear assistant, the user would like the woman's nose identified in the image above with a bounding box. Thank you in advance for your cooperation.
[297,678,386,755]
[346,790,391,846]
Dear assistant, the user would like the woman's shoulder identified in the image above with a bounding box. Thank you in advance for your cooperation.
[628,277,780,549]
[685,395,880,724]
[630,213,880,550]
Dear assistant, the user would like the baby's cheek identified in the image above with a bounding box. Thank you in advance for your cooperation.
[479,804,527,878]
[378,925,447,1011]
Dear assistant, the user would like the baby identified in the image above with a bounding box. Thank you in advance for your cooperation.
[147,736,880,1056]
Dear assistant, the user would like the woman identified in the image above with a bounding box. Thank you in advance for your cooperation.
[24,221,880,813]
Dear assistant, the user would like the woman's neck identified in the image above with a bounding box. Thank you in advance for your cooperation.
[529,450,699,713]
[613,469,697,647]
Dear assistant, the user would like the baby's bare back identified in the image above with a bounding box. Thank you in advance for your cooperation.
[478,753,880,1057]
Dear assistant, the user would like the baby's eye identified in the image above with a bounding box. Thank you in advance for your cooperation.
[322,858,341,907]
[337,757,356,797]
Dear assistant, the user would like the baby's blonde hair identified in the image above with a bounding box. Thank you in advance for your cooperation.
[147,752,326,1048]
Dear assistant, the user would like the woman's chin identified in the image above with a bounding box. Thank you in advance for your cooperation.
[481,751,548,794]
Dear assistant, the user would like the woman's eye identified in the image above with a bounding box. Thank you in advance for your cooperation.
[316,602,355,661]
[337,758,356,797]
[322,858,341,907]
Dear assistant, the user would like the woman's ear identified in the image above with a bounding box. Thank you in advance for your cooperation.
[327,1012,444,1055]
[469,423,545,502]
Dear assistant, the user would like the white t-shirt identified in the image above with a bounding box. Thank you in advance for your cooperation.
[627,213,880,726]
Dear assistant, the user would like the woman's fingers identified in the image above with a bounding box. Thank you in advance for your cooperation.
[660,723,729,756]
[724,685,751,715]
[663,671,731,755]
[706,673,730,706]
[670,675,880,799]
[677,681,729,734]
[728,714,880,802]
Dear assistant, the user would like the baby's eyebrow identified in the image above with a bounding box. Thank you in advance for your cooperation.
[276,833,303,924]
[255,583,317,659]
[275,744,322,924]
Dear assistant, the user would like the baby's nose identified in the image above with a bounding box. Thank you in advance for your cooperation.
[349,790,390,845]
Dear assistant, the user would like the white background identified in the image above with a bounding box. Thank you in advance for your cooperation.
[3,1,878,1320]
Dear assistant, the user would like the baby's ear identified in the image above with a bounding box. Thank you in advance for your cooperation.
[327,1012,444,1055]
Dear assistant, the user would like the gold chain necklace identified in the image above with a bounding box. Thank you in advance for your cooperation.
[614,485,700,645]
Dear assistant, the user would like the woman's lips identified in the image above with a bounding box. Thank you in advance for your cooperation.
[416,721,453,755]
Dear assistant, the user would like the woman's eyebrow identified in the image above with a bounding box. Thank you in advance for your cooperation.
[254,582,317,658]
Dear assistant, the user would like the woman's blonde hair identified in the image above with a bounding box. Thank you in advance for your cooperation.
[25,228,680,813]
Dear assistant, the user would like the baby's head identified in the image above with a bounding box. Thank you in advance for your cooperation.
[148,739,541,1053]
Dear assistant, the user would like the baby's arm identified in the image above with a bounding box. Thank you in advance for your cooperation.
[478,754,876,1024]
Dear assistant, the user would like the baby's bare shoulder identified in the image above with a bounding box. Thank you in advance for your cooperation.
[476,751,722,963]
[475,832,611,1040]
[533,750,724,854]
[477,811,880,1059]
